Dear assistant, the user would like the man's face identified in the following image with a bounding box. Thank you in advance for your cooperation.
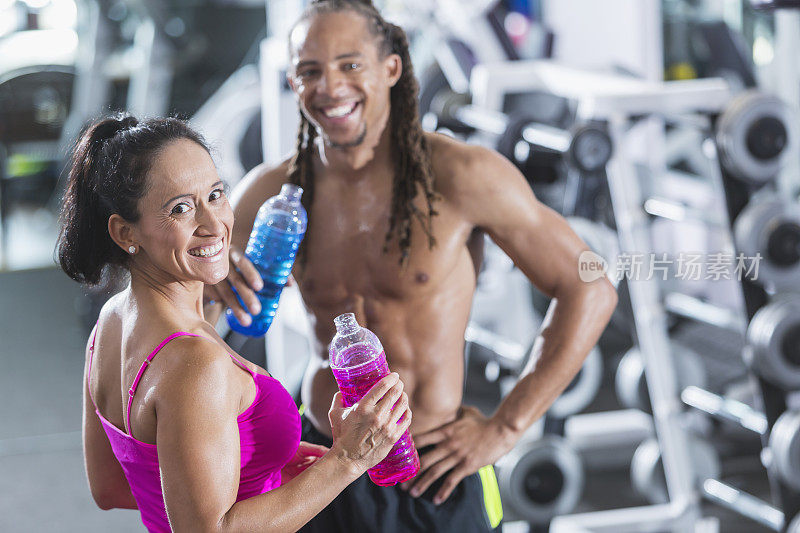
[288,11,400,149]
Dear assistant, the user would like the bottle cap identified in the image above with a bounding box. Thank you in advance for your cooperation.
[333,313,360,335]
[280,183,304,202]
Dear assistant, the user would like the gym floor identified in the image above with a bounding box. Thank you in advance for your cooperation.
[0,267,775,532]
[0,268,141,531]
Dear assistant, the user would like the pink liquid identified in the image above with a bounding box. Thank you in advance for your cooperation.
[331,346,420,486]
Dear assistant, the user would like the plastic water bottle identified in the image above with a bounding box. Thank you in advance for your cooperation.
[329,313,420,486]
[226,184,307,337]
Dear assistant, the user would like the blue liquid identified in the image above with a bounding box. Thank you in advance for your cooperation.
[226,223,304,336]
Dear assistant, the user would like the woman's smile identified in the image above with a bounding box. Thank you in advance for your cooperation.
[187,239,225,262]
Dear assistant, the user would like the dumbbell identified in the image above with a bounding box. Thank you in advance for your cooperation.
[630,436,721,504]
[427,89,476,135]
[734,193,800,291]
[716,91,799,185]
[615,341,707,414]
[431,93,613,174]
[680,386,800,529]
[745,294,800,390]
[496,434,584,525]
[769,409,800,492]
[683,387,800,494]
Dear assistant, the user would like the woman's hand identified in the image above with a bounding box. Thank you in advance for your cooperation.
[280,441,329,484]
[328,373,412,476]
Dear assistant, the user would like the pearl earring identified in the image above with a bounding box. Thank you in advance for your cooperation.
[128,246,136,254]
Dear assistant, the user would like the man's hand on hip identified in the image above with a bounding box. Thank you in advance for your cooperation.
[401,405,519,504]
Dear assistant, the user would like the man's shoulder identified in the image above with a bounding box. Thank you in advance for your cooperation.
[229,158,292,212]
[427,131,485,168]
[426,132,514,193]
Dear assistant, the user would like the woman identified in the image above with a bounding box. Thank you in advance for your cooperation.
[57,114,411,532]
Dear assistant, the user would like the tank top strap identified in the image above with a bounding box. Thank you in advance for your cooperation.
[86,322,100,408]
[125,332,204,435]
[227,352,257,377]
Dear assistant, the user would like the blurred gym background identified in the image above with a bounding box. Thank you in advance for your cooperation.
[2,0,800,531]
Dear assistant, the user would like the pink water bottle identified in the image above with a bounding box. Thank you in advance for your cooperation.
[329,313,420,486]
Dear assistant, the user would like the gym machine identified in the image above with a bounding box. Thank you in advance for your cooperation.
[0,3,78,270]
[630,86,800,531]
[678,62,800,530]
[442,59,800,532]
[426,81,613,219]
[428,98,612,175]
[63,0,177,146]
[751,0,800,200]
[191,62,263,188]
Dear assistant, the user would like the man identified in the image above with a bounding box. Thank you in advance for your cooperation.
[206,1,617,531]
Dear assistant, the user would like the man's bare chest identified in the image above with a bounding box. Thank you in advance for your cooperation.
[294,197,472,306]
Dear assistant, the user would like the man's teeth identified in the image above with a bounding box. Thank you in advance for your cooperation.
[189,241,223,257]
[324,102,357,118]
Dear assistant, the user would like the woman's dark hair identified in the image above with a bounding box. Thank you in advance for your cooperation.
[57,113,209,285]
[288,0,439,265]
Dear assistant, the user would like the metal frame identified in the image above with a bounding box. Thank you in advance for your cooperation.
[469,60,738,533]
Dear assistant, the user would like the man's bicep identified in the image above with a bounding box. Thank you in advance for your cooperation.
[469,150,587,297]
[156,362,242,530]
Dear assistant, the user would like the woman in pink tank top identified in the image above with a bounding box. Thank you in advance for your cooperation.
[57,113,411,532]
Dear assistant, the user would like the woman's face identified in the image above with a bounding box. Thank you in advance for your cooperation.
[130,139,233,286]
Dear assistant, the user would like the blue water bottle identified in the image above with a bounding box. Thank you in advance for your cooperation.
[226,183,307,336]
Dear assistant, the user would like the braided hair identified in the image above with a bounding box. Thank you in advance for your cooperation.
[287,0,439,266]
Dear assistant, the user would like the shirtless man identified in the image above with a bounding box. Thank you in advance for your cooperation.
[206,1,617,531]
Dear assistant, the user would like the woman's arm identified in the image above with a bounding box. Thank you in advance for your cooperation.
[156,337,409,533]
[82,334,137,510]
[279,441,329,484]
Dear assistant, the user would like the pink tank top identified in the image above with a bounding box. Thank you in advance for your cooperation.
[86,327,301,532]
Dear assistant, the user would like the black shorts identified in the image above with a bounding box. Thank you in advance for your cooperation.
[298,415,503,533]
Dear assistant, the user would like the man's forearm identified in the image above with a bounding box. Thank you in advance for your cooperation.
[491,279,617,435]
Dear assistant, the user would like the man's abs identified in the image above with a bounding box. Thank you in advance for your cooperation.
[301,340,466,439]
[292,169,482,437]
[298,274,476,438]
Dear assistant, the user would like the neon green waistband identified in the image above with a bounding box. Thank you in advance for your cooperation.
[299,402,502,527]
[478,465,503,528]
